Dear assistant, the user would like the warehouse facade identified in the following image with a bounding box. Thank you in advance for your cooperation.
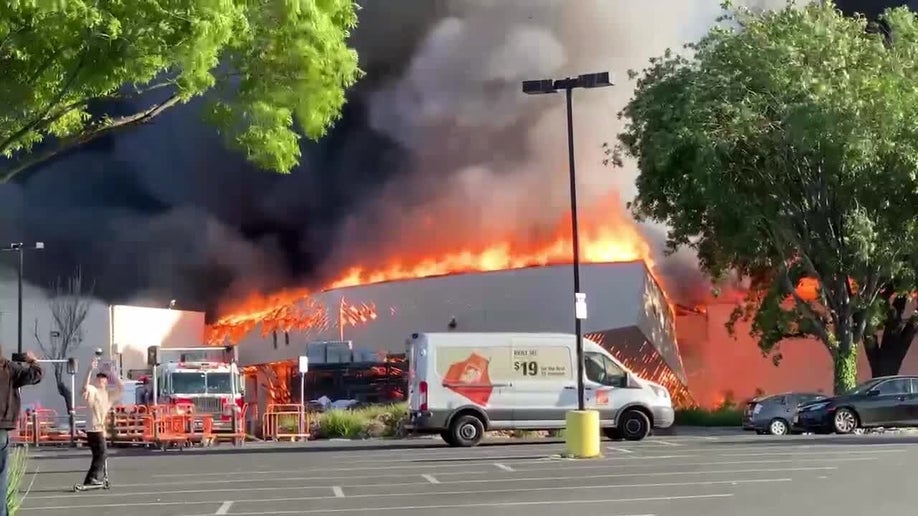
[236,261,694,408]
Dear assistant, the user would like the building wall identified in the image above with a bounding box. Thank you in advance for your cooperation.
[0,268,206,415]
[678,303,918,406]
[235,263,684,379]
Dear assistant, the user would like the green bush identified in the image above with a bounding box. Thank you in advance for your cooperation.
[7,445,33,516]
[674,407,743,427]
[315,403,407,439]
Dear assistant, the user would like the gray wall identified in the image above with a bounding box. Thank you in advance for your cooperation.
[236,262,683,378]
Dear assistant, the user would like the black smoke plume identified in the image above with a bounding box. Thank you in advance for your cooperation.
[1,0,814,318]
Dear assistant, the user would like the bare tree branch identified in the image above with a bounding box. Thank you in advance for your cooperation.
[0,94,182,183]
[33,268,94,412]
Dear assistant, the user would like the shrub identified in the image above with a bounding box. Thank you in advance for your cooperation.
[7,445,33,516]
[314,403,408,439]
[674,407,743,427]
[317,409,367,439]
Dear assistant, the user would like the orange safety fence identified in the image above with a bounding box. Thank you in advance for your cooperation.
[262,404,310,441]
[13,403,245,448]
[211,403,248,446]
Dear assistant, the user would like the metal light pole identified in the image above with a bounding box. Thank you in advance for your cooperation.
[2,242,45,356]
[522,73,613,411]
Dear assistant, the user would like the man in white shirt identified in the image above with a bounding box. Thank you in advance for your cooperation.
[80,358,122,486]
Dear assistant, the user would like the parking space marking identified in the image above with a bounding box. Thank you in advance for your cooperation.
[177,493,732,515]
[422,474,440,484]
[117,468,489,488]
[720,449,903,458]
[147,454,701,480]
[494,463,515,472]
[650,440,680,446]
[23,475,788,513]
[332,486,345,498]
[30,456,869,499]
[214,501,232,515]
[608,447,634,453]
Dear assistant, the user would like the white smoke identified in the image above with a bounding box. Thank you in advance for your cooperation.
[331,0,786,299]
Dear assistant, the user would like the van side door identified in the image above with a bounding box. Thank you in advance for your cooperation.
[583,351,630,425]
[508,338,576,428]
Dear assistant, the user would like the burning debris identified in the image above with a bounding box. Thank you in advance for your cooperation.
[207,192,655,344]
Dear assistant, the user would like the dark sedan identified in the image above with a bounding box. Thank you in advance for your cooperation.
[742,392,827,435]
[795,375,918,434]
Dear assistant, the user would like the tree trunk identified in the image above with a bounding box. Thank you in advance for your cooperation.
[865,321,916,379]
[53,363,74,413]
[833,347,858,395]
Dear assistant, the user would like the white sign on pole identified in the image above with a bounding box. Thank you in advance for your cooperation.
[574,292,588,320]
[298,355,309,373]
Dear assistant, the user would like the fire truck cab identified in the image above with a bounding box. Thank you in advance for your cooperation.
[139,346,244,430]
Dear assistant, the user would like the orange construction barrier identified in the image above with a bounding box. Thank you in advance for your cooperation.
[261,404,310,442]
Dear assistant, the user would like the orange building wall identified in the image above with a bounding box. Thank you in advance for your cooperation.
[678,303,918,406]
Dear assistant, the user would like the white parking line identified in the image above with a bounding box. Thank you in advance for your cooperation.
[23,477,776,513]
[214,501,232,515]
[494,463,515,472]
[651,440,680,447]
[32,456,869,499]
[720,449,904,458]
[608,447,634,453]
[172,492,725,515]
[149,454,698,479]
[42,465,828,502]
[332,486,345,498]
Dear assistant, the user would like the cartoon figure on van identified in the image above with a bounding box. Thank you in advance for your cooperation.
[406,332,675,448]
[442,351,493,406]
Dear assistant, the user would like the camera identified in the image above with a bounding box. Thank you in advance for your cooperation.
[94,348,103,357]
[11,352,25,362]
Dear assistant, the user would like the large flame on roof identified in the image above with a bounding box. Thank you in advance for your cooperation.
[206,193,656,345]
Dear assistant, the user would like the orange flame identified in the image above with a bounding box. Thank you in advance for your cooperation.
[207,194,655,345]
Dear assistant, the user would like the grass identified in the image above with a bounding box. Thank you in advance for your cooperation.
[8,445,34,516]
[313,403,407,439]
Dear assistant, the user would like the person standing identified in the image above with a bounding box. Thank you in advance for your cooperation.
[80,358,122,487]
[0,349,43,516]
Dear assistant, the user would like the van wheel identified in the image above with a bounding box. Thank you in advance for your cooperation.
[619,409,651,441]
[602,427,624,441]
[440,431,456,446]
[448,414,485,447]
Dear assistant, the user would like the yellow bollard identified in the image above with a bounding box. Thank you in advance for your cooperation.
[565,410,601,458]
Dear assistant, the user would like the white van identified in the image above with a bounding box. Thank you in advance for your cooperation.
[405,332,675,447]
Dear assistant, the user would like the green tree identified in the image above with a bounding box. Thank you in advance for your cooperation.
[0,0,362,181]
[615,1,918,394]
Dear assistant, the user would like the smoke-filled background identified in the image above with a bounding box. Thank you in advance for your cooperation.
[0,0,882,318]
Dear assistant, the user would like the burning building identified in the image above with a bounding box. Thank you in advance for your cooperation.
[224,261,694,411]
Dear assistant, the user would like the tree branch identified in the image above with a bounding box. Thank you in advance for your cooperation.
[0,46,88,155]
[0,94,182,183]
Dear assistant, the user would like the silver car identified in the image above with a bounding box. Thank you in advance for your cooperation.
[742,392,828,435]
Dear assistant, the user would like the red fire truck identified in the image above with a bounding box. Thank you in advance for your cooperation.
[138,346,244,432]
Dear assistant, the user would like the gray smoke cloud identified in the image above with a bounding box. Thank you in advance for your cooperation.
[1,0,807,315]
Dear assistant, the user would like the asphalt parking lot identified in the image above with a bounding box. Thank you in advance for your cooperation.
[18,431,918,516]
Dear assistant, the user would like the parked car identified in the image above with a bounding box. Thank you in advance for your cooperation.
[743,392,828,435]
[404,332,675,446]
[795,375,918,434]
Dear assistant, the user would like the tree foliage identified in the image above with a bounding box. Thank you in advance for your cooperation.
[0,0,362,181]
[616,1,918,393]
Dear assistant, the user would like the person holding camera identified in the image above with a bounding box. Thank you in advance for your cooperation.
[80,357,122,487]
[0,349,43,516]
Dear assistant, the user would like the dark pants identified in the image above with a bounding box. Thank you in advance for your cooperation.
[0,428,9,516]
[84,432,107,484]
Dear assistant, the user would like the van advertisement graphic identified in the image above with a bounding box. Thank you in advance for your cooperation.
[436,345,573,406]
